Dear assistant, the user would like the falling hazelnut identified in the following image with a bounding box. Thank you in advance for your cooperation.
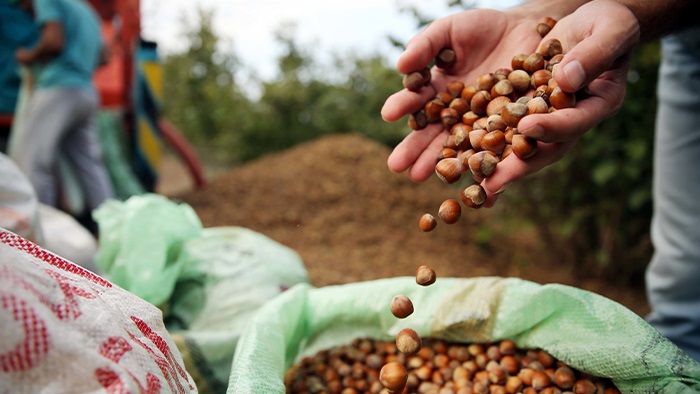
[416,265,437,286]
[438,199,461,224]
[379,362,408,393]
[419,213,437,232]
[390,295,414,319]
[396,328,422,356]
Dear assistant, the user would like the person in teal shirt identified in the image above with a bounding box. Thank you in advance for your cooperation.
[0,0,38,152]
[10,0,114,234]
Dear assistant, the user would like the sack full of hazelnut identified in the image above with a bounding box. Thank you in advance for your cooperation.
[227,277,700,393]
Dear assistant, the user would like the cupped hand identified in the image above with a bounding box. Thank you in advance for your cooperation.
[381,7,545,182]
[482,0,640,206]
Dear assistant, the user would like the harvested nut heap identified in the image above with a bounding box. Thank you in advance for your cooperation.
[284,336,621,394]
[413,17,575,232]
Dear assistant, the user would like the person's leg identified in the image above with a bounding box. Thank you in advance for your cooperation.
[646,27,700,362]
[10,89,70,207]
[60,89,114,213]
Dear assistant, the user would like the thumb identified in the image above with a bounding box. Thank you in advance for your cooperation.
[552,2,640,93]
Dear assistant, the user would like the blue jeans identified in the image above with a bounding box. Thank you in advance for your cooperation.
[646,27,700,362]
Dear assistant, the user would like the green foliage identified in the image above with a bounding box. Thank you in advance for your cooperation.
[503,42,660,287]
[161,11,407,165]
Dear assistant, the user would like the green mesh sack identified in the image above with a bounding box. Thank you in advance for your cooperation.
[229,276,700,393]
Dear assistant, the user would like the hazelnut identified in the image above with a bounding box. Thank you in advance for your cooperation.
[408,110,428,130]
[486,95,512,117]
[468,151,499,179]
[435,48,456,68]
[511,134,538,159]
[419,213,437,232]
[554,366,575,389]
[523,52,546,73]
[416,265,437,286]
[536,16,557,37]
[447,80,466,98]
[425,99,446,123]
[476,73,498,91]
[396,328,422,356]
[470,90,492,116]
[526,96,549,114]
[501,102,528,128]
[435,157,463,184]
[437,147,458,160]
[531,370,552,390]
[436,91,454,106]
[531,69,553,89]
[490,79,514,98]
[449,97,470,116]
[390,295,414,319]
[462,111,479,126]
[403,71,426,92]
[537,38,563,59]
[549,86,576,109]
[451,124,472,150]
[438,198,461,224]
[379,362,408,393]
[481,130,506,155]
[461,184,487,208]
[511,53,529,70]
[486,114,507,132]
[507,69,531,92]
[469,128,487,151]
[441,107,461,130]
[573,379,597,394]
[461,85,478,102]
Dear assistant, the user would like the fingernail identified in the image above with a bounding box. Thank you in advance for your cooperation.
[494,182,511,195]
[520,124,544,139]
[559,60,586,91]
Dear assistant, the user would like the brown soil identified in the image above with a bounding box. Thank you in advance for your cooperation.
[172,133,650,316]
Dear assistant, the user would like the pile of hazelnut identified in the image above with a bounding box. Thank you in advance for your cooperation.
[284,336,621,394]
[413,17,575,231]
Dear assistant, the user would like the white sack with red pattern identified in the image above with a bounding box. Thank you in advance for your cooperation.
[0,229,198,393]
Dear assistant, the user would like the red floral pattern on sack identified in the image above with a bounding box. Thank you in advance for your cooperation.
[0,230,195,392]
[0,293,49,372]
[0,230,111,288]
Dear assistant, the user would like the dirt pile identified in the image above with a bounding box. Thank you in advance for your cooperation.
[176,133,648,315]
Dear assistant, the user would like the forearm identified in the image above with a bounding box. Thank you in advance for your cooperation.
[512,0,590,20]
[617,0,699,41]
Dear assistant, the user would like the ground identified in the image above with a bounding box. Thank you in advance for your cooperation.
[159,133,650,316]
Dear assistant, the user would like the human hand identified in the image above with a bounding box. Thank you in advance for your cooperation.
[381,7,545,183]
[481,0,640,206]
[382,0,641,207]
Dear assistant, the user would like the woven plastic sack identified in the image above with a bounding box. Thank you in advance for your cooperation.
[93,193,203,306]
[0,229,197,393]
[229,276,700,393]
[166,226,310,393]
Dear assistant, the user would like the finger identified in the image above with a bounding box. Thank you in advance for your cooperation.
[480,139,577,196]
[381,84,438,122]
[519,64,629,142]
[397,17,454,75]
[407,130,451,182]
[552,4,640,92]
[387,123,444,175]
